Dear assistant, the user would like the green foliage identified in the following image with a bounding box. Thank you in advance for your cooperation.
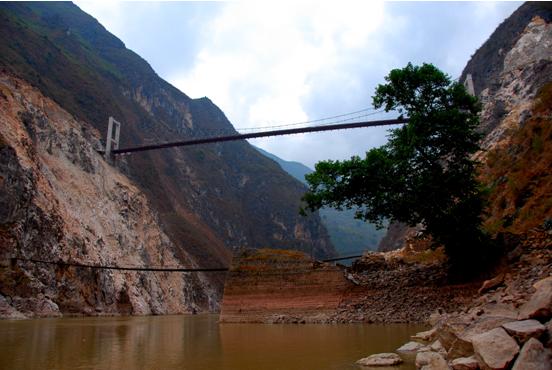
[303,63,491,274]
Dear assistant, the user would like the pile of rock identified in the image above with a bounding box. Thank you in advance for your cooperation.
[357,276,552,369]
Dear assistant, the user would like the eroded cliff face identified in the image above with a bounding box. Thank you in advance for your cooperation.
[0,2,335,270]
[0,74,220,318]
[220,249,353,323]
[379,3,552,251]
[468,13,552,157]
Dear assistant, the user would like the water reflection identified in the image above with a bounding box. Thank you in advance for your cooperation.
[0,315,425,370]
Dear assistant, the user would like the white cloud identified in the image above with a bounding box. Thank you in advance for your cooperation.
[170,2,386,130]
[76,1,522,168]
[168,1,394,166]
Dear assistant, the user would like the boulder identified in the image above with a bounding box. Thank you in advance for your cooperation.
[511,337,552,370]
[501,320,546,344]
[429,340,447,356]
[397,341,426,353]
[413,328,438,342]
[479,274,505,295]
[437,321,473,359]
[545,319,552,349]
[415,351,449,370]
[472,328,519,370]
[451,356,479,370]
[519,277,552,321]
[356,353,403,367]
[447,336,474,361]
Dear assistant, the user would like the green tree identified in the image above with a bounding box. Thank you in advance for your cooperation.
[303,63,489,274]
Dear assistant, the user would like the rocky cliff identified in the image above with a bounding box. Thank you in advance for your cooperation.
[0,73,219,318]
[0,2,335,317]
[465,2,552,235]
[0,2,334,263]
[379,2,552,251]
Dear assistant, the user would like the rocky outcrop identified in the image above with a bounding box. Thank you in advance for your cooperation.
[219,249,353,323]
[377,222,411,252]
[0,73,218,318]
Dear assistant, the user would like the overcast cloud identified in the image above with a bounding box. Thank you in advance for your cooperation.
[76,1,521,168]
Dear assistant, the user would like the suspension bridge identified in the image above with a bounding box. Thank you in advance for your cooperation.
[97,107,408,158]
[35,108,408,273]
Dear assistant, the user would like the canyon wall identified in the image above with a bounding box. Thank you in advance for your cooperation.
[0,74,221,318]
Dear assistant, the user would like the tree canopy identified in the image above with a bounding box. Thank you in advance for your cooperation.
[303,63,489,272]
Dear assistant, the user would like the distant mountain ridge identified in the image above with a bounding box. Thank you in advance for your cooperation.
[255,147,384,254]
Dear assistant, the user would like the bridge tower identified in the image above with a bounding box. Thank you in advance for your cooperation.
[105,116,121,161]
[464,74,475,96]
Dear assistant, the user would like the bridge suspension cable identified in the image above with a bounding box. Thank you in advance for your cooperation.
[100,117,408,155]
[5,252,367,273]
[235,107,381,131]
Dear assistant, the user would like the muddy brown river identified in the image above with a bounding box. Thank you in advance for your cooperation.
[0,315,425,369]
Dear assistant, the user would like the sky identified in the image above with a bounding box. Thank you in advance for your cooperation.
[76,1,521,168]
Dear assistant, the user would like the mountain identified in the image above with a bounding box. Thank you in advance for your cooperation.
[465,2,552,235]
[0,2,334,317]
[256,147,385,254]
[0,74,219,317]
[378,2,552,251]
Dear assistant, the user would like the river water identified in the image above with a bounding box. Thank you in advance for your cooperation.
[0,315,425,370]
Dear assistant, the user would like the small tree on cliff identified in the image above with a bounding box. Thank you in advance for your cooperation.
[303,63,489,275]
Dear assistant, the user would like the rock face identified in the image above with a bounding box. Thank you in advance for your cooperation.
[471,3,552,235]
[471,328,520,370]
[0,1,335,316]
[0,74,219,317]
[219,249,353,323]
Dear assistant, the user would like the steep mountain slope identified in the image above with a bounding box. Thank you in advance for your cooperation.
[0,0,335,280]
[379,2,552,251]
[255,147,385,254]
[461,2,552,235]
[0,74,218,318]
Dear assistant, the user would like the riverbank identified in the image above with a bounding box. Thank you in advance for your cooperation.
[356,227,551,369]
